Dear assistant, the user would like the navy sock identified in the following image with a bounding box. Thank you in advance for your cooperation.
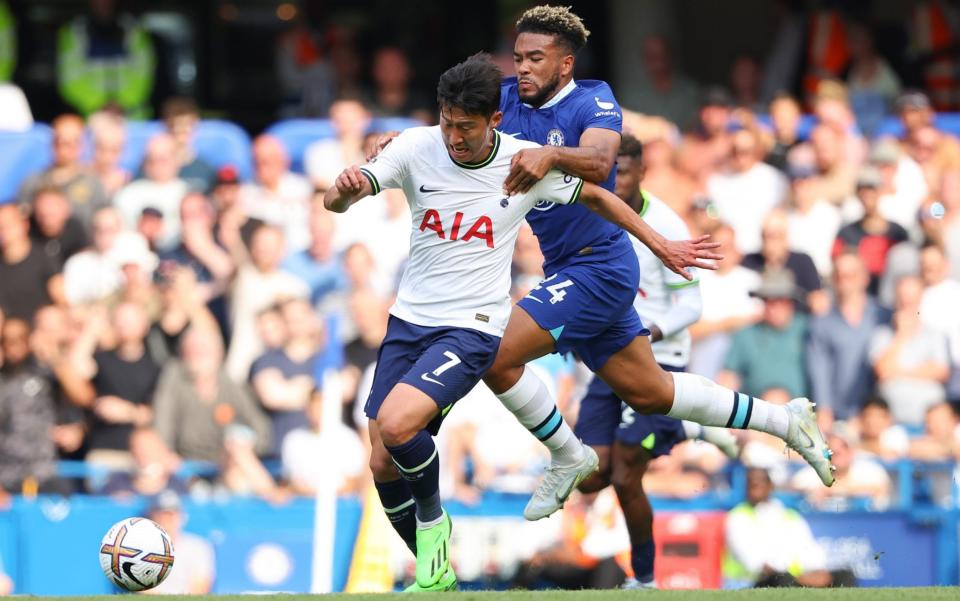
[374,479,417,554]
[386,429,443,523]
[631,539,655,583]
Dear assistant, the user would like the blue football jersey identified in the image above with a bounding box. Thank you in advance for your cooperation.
[500,76,632,274]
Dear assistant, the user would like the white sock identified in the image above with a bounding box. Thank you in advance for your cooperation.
[496,367,584,465]
[666,372,789,439]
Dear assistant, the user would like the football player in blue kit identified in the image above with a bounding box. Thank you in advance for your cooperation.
[485,5,836,521]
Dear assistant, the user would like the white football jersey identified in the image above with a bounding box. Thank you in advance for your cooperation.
[631,190,699,367]
[359,126,582,336]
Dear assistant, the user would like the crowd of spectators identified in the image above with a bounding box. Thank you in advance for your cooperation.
[1,14,960,523]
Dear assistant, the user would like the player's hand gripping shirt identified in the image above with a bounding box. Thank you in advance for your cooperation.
[359,126,582,336]
[499,77,632,274]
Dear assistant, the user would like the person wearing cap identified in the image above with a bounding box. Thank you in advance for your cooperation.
[832,166,909,296]
[807,252,890,430]
[896,89,960,173]
[717,269,808,401]
[146,489,216,594]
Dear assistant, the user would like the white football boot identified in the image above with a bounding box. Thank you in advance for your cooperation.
[785,398,836,486]
[523,445,599,521]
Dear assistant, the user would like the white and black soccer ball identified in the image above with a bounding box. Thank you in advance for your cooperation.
[99,517,176,592]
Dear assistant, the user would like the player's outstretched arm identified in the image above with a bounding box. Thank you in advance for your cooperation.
[504,128,619,194]
[578,182,722,280]
[324,165,374,213]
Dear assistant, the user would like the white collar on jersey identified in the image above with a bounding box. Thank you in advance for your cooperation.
[522,79,577,110]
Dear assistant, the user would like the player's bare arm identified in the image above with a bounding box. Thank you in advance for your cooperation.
[323,165,373,213]
[577,182,722,280]
[504,127,619,194]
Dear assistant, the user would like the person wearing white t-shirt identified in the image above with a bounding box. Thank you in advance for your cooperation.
[918,244,960,399]
[282,389,365,495]
[323,54,700,592]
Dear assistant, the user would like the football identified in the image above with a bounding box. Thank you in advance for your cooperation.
[99,517,176,592]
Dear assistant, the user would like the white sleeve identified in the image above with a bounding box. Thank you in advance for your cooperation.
[358,130,418,193]
[656,282,703,338]
[527,169,584,206]
[659,207,699,288]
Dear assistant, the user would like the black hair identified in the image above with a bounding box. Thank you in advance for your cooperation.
[436,52,503,118]
[516,5,590,54]
[618,133,643,161]
[862,396,890,413]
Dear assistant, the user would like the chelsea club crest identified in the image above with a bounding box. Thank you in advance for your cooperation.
[546,128,565,146]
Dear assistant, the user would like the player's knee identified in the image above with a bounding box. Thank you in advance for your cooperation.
[375,408,419,448]
[482,361,523,395]
[368,447,399,481]
[611,463,646,498]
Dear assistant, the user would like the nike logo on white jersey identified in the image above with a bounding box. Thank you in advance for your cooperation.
[421,373,445,386]
[504,132,525,139]
[594,97,614,110]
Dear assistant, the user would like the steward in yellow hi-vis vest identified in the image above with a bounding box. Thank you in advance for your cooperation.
[0,0,15,82]
[56,8,155,118]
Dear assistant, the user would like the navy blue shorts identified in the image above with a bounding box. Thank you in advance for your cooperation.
[574,364,687,457]
[517,254,648,371]
[364,316,501,434]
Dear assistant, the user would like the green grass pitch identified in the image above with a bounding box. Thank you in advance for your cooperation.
[55,587,959,600]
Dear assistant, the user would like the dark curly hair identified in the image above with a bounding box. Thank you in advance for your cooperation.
[516,5,590,54]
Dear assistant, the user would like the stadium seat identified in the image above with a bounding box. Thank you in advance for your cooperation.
[0,124,52,203]
[874,112,960,139]
[119,120,254,180]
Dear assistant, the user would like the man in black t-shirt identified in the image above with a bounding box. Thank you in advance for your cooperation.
[85,302,161,471]
[29,186,88,269]
[0,204,62,321]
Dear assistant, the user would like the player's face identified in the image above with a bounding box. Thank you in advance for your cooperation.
[614,154,643,207]
[439,105,503,163]
[513,32,573,107]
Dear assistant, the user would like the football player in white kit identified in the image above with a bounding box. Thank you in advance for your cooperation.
[323,53,714,592]
[574,134,738,589]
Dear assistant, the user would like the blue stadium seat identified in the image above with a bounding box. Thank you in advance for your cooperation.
[265,119,337,174]
[0,124,52,203]
[874,112,960,139]
[119,120,254,181]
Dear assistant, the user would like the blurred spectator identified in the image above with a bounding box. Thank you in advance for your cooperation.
[905,125,957,196]
[679,87,735,195]
[718,269,808,400]
[100,427,188,497]
[811,81,868,168]
[340,289,387,421]
[933,170,960,280]
[282,388,365,496]
[82,302,160,471]
[743,209,827,314]
[153,325,271,463]
[724,468,855,589]
[845,22,901,136]
[147,490,216,594]
[729,55,763,112]
[512,490,627,590]
[366,189,411,290]
[305,97,371,190]
[254,304,287,354]
[17,114,108,229]
[785,162,841,277]
[856,398,909,460]
[707,129,788,254]
[807,124,856,209]
[162,97,216,193]
[0,203,62,321]
[763,93,803,172]
[88,111,131,198]
[157,193,234,307]
[114,133,189,251]
[689,224,761,379]
[792,431,892,509]
[369,46,431,122]
[137,207,164,252]
[219,421,287,503]
[250,297,323,455]
[832,167,909,296]
[282,197,347,308]
[633,123,696,217]
[624,35,700,131]
[240,135,312,252]
[808,253,888,426]
[275,6,336,118]
[0,318,69,496]
[226,223,308,382]
[739,388,802,487]
[918,244,960,400]
[29,186,88,268]
[909,402,960,461]
[210,165,249,260]
[870,140,928,233]
[342,241,392,300]
[871,275,949,427]
[895,91,960,179]
[62,206,156,306]
[56,0,155,118]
